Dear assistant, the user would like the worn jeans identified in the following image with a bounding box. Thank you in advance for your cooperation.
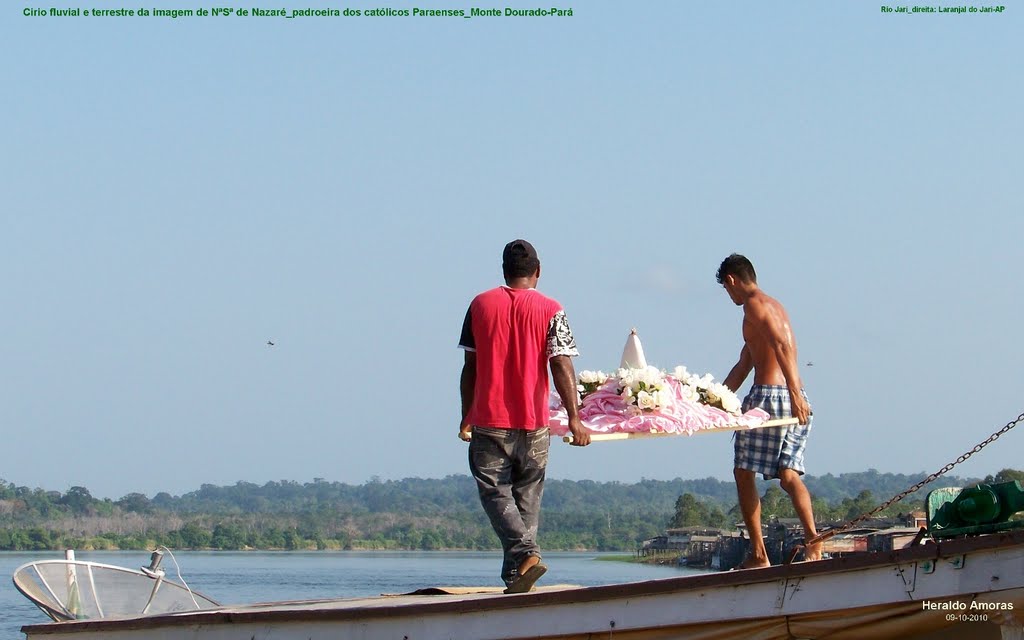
[468,426,549,586]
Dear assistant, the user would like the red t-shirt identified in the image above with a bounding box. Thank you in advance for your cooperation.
[459,287,564,430]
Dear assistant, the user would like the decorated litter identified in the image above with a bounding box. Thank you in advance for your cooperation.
[549,330,796,442]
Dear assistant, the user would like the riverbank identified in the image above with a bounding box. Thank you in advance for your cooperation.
[595,552,686,566]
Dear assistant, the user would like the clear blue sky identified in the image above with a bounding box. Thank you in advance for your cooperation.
[2,2,1021,499]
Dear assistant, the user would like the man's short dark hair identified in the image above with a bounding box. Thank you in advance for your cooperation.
[502,239,540,279]
[716,253,757,285]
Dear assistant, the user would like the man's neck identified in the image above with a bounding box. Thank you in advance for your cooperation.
[739,283,761,304]
[504,277,536,290]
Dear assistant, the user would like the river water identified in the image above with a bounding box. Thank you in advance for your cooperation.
[0,550,700,639]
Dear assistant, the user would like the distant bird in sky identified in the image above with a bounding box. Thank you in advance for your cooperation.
[806,361,814,366]
[267,340,275,346]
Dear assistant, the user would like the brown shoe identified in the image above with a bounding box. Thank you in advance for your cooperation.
[503,563,547,594]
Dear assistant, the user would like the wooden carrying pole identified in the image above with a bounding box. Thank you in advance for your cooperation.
[561,417,799,443]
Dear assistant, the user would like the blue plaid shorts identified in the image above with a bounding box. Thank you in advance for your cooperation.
[733,385,812,480]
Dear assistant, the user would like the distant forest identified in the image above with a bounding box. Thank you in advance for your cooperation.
[1,469,1021,552]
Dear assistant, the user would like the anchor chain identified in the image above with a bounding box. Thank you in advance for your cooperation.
[803,410,1024,548]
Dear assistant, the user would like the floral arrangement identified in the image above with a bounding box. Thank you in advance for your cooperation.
[577,369,609,397]
[578,365,741,416]
[550,330,769,438]
[669,366,742,414]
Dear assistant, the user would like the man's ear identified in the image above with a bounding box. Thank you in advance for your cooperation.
[535,264,542,279]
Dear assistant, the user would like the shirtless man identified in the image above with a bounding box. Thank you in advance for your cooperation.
[717,254,821,568]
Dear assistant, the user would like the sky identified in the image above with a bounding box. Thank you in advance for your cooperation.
[1,1,1021,500]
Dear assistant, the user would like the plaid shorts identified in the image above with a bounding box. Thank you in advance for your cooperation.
[734,385,812,480]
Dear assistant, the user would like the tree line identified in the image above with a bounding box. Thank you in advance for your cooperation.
[1,469,1020,552]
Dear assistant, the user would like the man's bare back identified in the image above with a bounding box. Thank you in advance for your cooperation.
[743,291,796,387]
[723,286,810,424]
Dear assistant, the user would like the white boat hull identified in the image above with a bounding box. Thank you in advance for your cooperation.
[21,531,1024,640]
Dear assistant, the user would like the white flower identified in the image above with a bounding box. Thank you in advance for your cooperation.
[707,382,742,414]
[641,366,662,385]
[579,370,607,385]
[622,366,661,395]
[637,390,656,411]
[679,383,700,403]
[616,368,635,387]
[694,373,714,389]
[619,386,634,400]
[706,382,726,395]
[671,365,690,381]
[721,394,741,414]
[652,390,670,409]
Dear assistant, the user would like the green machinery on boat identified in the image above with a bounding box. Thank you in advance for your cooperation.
[927,480,1024,538]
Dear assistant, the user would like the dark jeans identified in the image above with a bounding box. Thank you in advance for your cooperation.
[468,426,549,586]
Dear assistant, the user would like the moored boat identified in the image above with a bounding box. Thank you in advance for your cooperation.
[15,528,1024,640]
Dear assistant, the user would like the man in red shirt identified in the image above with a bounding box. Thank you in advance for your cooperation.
[459,239,590,594]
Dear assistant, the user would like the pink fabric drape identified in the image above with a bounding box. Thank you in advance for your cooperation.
[549,377,770,437]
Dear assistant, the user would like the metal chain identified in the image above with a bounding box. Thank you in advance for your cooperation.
[809,410,1024,544]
